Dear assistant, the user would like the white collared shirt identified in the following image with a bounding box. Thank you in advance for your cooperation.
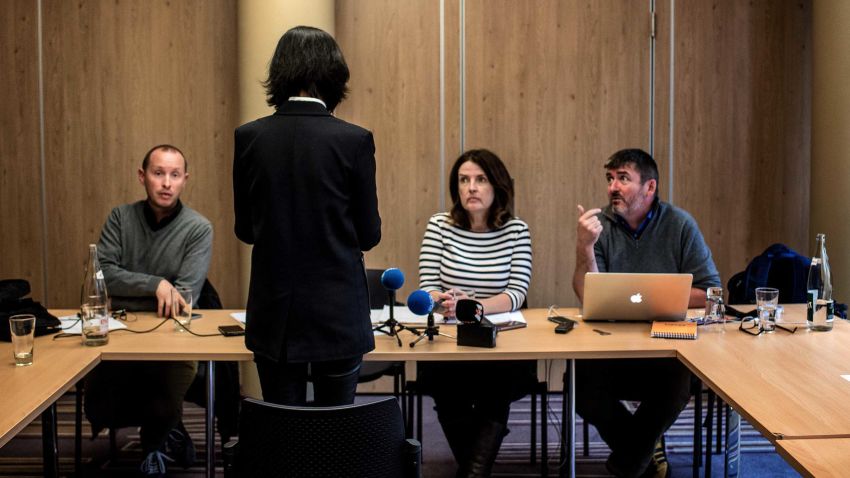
[288,96,327,109]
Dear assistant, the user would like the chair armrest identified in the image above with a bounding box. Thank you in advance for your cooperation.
[404,438,422,478]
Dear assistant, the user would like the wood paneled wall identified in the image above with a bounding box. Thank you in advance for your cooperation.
[0,0,44,301]
[2,1,812,311]
[464,0,651,308]
[335,0,444,300]
[0,0,241,308]
[337,0,812,308]
[656,0,812,283]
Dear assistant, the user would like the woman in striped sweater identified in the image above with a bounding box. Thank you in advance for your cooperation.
[418,149,534,477]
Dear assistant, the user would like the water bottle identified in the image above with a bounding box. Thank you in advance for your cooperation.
[81,244,110,345]
[806,233,833,331]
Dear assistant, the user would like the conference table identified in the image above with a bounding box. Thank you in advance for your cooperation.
[775,438,850,478]
[0,310,251,478]
[2,306,849,477]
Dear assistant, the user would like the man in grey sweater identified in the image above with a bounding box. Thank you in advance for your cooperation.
[572,149,720,478]
[85,144,213,477]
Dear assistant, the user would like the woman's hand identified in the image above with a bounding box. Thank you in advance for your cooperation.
[435,288,474,318]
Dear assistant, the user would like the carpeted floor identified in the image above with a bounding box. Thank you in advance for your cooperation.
[0,390,801,477]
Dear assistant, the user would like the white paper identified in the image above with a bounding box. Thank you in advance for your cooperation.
[483,311,526,325]
[230,312,247,324]
[58,315,128,333]
[372,306,525,325]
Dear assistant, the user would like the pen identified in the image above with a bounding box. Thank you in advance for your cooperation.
[592,328,611,336]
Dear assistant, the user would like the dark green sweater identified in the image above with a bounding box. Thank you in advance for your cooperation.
[97,201,213,311]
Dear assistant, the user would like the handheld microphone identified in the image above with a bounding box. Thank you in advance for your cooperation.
[407,290,435,316]
[455,299,496,348]
[380,268,405,291]
[455,299,484,323]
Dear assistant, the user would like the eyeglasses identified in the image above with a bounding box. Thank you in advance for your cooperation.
[738,316,797,336]
[112,309,136,322]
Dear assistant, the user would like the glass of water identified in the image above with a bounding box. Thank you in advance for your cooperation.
[172,287,193,331]
[9,314,36,366]
[755,287,780,333]
[704,287,725,332]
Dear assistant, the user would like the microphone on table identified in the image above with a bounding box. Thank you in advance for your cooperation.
[407,289,454,347]
[455,299,492,326]
[407,290,434,316]
[373,268,419,345]
[380,268,404,322]
[454,299,497,348]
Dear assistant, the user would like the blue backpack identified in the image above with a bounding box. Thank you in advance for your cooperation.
[726,243,811,305]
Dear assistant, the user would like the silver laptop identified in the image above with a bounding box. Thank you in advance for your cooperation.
[582,273,693,321]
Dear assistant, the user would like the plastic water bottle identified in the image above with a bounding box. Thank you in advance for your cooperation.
[806,233,833,332]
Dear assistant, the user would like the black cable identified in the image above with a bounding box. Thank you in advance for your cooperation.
[53,316,223,339]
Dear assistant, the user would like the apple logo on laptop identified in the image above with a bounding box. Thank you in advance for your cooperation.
[630,293,643,304]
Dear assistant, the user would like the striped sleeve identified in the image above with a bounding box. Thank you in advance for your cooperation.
[418,215,445,292]
[504,222,532,310]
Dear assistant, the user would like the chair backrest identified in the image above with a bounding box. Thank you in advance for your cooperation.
[367,268,389,309]
[196,278,223,309]
[235,397,418,478]
[727,243,811,304]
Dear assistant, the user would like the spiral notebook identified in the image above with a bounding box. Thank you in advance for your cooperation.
[650,321,698,340]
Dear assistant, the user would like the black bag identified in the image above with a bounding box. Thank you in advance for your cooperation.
[726,243,848,319]
[727,244,811,305]
[0,279,62,341]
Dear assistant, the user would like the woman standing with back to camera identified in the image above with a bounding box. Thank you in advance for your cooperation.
[418,149,535,477]
[233,26,381,406]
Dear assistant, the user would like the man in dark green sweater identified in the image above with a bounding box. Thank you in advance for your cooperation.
[572,149,720,478]
[85,144,213,477]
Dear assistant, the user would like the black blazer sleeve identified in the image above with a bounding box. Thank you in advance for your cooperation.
[233,127,254,244]
[351,131,381,251]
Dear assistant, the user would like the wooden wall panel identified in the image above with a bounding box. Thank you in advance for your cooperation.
[335,0,442,299]
[464,0,651,307]
[658,0,812,284]
[41,0,240,307]
[0,0,45,301]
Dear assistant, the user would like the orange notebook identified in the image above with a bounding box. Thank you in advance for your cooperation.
[650,321,698,340]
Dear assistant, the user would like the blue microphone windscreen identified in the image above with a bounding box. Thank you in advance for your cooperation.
[380,268,405,290]
[407,290,434,316]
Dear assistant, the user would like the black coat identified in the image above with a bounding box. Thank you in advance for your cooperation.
[233,100,381,362]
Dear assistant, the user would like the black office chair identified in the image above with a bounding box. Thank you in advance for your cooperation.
[223,397,421,478]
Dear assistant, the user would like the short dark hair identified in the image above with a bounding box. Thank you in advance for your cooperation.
[449,149,515,230]
[142,144,187,172]
[604,148,658,185]
[263,26,350,112]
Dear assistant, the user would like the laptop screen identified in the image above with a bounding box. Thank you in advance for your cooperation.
[582,273,693,321]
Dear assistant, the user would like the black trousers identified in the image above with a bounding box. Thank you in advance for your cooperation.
[418,360,537,472]
[255,355,363,407]
[84,361,197,454]
[576,358,693,478]
[419,361,537,425]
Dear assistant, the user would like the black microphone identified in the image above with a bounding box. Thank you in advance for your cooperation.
[456,299,491,325]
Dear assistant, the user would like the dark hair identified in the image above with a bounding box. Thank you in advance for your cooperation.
[604,148,659,185]
[263,26,350,112]
[142,144,187,171]
[449,149,514,230]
